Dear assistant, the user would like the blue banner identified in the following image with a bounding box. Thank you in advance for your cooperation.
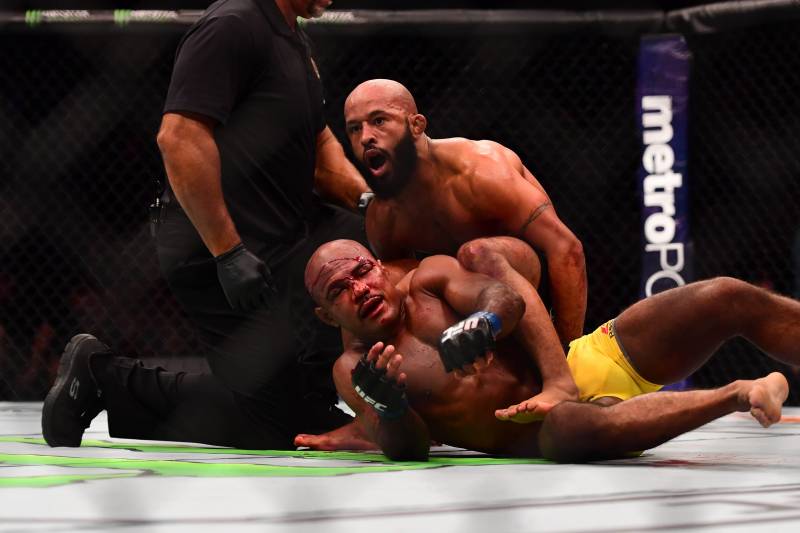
[636,35,693,299]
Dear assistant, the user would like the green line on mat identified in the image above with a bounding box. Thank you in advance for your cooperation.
[0,452,446,480]
[0,436,549,466]
[0,436,549,487]
[0,472,138,488]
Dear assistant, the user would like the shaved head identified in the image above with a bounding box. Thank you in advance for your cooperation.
[305,239,375,301]
[305,239,403,339]
[344,79,426,198]
[345,79,418,117]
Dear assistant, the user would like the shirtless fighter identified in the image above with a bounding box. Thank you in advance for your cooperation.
[345,78,585,413]
[298,239,793,462]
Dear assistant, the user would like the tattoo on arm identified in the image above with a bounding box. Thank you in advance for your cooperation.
[518,202,552,235]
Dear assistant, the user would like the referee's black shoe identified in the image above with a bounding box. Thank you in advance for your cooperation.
[42,334,108,447]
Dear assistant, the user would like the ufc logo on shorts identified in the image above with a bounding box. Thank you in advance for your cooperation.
[442,316,481,342]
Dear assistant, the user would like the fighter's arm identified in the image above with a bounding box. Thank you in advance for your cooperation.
[517,187,586,344]
[332,345,430,461]
[413,255,525,341]
[314,126,370,212]
[457,157,582,419]
[468,156,587,344]
[496,394,621,424]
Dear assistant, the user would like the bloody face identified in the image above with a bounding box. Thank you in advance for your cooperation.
[310,254,403,339]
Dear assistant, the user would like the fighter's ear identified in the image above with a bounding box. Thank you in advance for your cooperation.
[409,113,427,137]
[315,306,340,327]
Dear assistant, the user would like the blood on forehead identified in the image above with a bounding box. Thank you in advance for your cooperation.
[308,256,374,298]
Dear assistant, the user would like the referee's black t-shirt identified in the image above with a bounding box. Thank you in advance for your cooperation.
[164,0,326,252]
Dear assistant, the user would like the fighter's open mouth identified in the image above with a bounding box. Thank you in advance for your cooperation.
[359,295,383,318]
[365,149,387,171]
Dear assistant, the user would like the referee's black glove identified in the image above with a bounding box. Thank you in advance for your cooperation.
[215,243,276,311]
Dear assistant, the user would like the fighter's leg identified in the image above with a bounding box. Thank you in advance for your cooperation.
[538,372,788,462]
[457,236,541,288]
[458,238,550,371]
[616,277,800,385]
[458,237,577,418]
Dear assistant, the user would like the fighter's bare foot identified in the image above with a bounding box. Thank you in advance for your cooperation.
[740,372,789,428]
[294,421,377,451]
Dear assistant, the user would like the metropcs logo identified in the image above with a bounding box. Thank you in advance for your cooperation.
[641,95,686,296]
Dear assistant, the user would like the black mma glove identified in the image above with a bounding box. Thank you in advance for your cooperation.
[215,243,276,311]
[351,353,408,419]
[438,311,502,372]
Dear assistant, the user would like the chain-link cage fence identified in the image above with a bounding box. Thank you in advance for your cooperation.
[0,28,201,400]
[0,9,798,401]
[685,21,800,395]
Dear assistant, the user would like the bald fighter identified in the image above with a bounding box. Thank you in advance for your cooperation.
[344,79,585,413]
[298,239,793,461]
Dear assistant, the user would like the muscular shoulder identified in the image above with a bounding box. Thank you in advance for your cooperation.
[433,138,515,188]
[474,139,515,160]
[441,140,522,214]
[434,138,506,171]
[469,140,524,180]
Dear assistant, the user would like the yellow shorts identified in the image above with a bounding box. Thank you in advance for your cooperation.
[567,320,663,402]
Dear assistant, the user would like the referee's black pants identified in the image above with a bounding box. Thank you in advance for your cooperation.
[96,203,366,449]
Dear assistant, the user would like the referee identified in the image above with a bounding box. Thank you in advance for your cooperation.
[43,0,373,449]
